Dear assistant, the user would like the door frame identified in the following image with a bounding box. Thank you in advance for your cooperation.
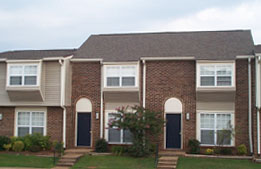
[164,112,183,149]
[75,112,92,147]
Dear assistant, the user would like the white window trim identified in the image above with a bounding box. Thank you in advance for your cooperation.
[104,65,139,88]
[7,63,41,87]
[196,63,235,88]
[105,110,132,144]
[196,111,235,147]
[15,110,47,137]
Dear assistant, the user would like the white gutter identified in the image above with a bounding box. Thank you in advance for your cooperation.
[59,55,73,148]
[256,55,261,155]
[248,57,253,154]
[140,56,195,61]
[100,61,104,138]
[71,58,103,62]
[142,60,146,108]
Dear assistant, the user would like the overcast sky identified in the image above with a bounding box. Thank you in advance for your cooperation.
[0,0,260,52]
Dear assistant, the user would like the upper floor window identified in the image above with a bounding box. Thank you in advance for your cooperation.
[105,65,138,87]
[197,63,234,87]
[8,64,39,86]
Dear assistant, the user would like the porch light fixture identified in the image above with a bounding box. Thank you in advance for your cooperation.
[96,112,99,120]
[186,112,190,120]
[0,113,2,120]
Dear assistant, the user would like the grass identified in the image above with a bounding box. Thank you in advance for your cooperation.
[72,155,154,169]
[0,153,55,168]
[177,157,261,169]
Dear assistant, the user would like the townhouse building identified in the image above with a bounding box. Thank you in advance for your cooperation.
[0,30,260,156]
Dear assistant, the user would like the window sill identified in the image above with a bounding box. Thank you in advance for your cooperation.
[103,87,139,92]
[200,144,234,147]
[196,87,236,92]
[108,142,133,145]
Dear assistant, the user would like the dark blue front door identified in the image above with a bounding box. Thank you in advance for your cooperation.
[166,114,181,149]
[77,113,91,146]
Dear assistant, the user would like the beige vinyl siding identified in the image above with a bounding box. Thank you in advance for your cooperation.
[105,102,139,111]
[0,61,61,106]
[197,101,235,111]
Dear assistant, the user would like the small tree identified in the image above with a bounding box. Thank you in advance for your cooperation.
[109,106,165,157]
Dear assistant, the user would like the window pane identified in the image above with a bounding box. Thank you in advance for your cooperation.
[200,114,215,129]
[18,127,29,137]
[32,112,44,126]
[108,128,121,142]
[24,65,37,75]
[32,127,44,135]
[121,66,136,76]
[107,67,120,76]
[200,77,215,86]
[216,65,232,76]
[200,66,215,75]
[122,77,135,86]
[217,130,231,145]
[10,76,22,85]
[10,66,23,75]
[24,76,37,85]
[216,114,231,129]
[123,129,133,143]
[107,77,120,86]
[201,130,214,145]
[217,76,231,86]
[18,112,30,125]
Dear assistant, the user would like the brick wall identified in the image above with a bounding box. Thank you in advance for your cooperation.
[67,62,101,148]
[47,107,63,142]
[145,60,196,151]
[0,107,15,137]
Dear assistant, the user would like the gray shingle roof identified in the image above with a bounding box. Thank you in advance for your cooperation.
[75,30,255,61]
[255,45,261,53]
[0,49,76,60]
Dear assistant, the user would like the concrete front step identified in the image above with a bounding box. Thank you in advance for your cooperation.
[159,156,178,161]
[159,151,185,157]
[57,162,75,167]
[62,153,84,159]
[158,161,177,165]
[65,148,93,154]
[59,158,77,163]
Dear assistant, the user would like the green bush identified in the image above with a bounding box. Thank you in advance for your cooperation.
[188,139,200,154]
[53,141,64,155]
[0,136,11,151]
[205,148,214,155]
[3,144,12,151]
[237,144,247,155]
[23,133,52,151]
[12,141,24,152]
[111,146,126,156]
[95,139,108,152]
[29,145,41,152]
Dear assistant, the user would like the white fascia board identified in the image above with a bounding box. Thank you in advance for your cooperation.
[71,58,103,62]
[6,59,42,63]
[236,55,255,59]
[140,56,195,61]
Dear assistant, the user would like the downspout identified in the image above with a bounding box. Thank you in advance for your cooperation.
[100,61,104,138]
[256,55,261,155]
[59,56,72,148]
[248,57,253,154]
[142,60,146,108]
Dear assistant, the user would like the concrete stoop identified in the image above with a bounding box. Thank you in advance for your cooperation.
[156,151,185,169]
[55,148,93,168]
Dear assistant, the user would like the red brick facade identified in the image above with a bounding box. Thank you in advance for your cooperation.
[0,107,15,137]
[66,62,101,148]
[145,60,196,151]
[47,107,63,142]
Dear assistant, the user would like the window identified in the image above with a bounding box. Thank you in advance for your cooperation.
[198,63,234,87]
[105,65,137,87]
[200,113,233,146]
[8,64,39,86]
[17,111,45,137]
[107,112,132,144]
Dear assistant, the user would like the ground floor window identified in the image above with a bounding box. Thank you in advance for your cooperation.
[17,111,45,137]
[199,112,234,146]
[106,112,132,144]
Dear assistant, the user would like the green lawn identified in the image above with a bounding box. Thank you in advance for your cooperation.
[0,154,55,168]
[72,155,154,169]
[177,157,261,169]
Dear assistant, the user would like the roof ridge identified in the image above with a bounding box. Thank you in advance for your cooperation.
[94,29,251,37]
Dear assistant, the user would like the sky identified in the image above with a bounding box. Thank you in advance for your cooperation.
[0,0,260,52]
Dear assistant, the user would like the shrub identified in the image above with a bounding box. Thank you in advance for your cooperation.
[95,139,108,152]
[53,141,64,155]
[29,145,41,152]
[0,136,11,151]
[3,144,12,151]
[205,148,214,155]
[111,146,126,156]
[12,141,24,152]
[23,133,52,151]
[188,139,200,154]
[237,144,247,155]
